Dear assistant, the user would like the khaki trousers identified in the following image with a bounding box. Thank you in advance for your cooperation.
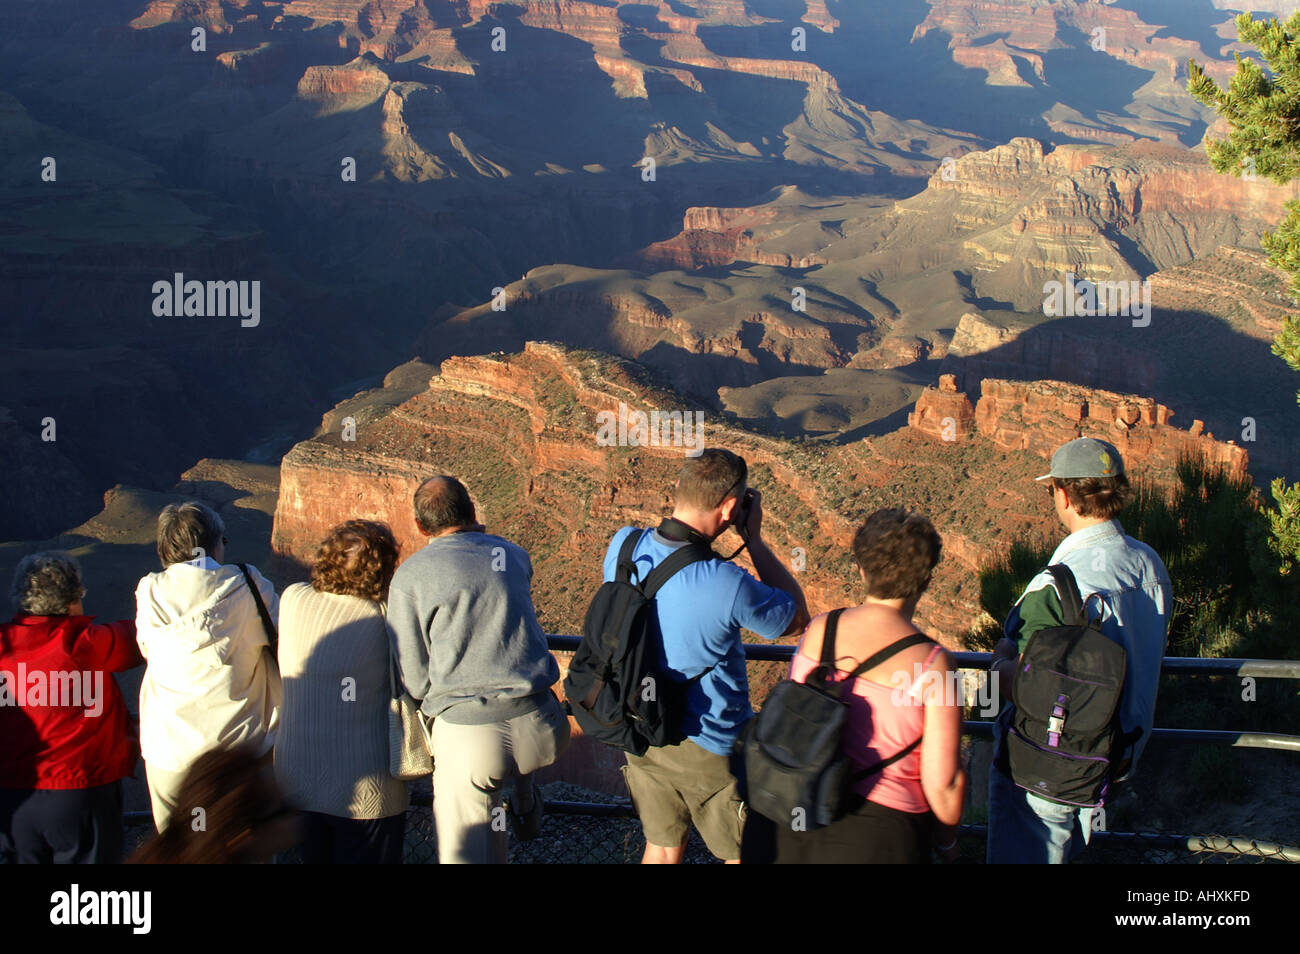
[429,692,570,864]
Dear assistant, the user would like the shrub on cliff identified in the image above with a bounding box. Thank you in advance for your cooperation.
[966,537,1054,651]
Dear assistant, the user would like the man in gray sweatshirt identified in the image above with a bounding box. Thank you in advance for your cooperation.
[387,476,569,864]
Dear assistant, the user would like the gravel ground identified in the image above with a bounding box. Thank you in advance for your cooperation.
[122,779,1290,864]
[124,779,718,864]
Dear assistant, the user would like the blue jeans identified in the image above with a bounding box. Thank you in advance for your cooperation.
[986,763,1093,864]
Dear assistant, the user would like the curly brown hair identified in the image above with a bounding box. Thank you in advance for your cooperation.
[1053,474,1132,520]
[851,508,942,603]
[309,520,400,603]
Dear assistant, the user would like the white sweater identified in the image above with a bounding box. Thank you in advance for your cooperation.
[135,558,282,772]
[273,584,409,819]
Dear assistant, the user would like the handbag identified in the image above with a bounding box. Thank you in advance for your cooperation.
[387,646,433,781]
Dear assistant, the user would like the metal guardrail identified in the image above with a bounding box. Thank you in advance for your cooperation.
[547,636,1300,754]
[545,634,1300,677]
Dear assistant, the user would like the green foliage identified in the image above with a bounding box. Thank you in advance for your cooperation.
[1271,312,1300,383]
[1265,477,1300,577]
[976,536,1055,630]
[1190,11,1300,594]
[1261,204,1300,304]
[1123,457,1264,653]
[1187,13,1300,187]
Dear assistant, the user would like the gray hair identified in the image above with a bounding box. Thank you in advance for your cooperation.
[11,552,85,616]
[157,501,225,567]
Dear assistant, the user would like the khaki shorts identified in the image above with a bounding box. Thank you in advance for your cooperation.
[621,739,746,861]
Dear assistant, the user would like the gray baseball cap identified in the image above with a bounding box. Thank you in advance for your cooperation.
[1035,437,1125,481]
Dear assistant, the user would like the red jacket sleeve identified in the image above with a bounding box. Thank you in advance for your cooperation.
[74,619,144,672]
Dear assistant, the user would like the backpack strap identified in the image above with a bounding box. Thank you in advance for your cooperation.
[640,540,714,599]
[638,536,718,683]
[819,607,846,668]
[819,611,932,684]
[853,736,923,781]
[614,530,643,584]
[832,628,937,782]
[844,633,934,681]
[1044,564,1088,627]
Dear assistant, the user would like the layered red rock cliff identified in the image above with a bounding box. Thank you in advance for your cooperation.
[909,375,1249,484]
[974,378,1248,481]
[273,342,1065,645]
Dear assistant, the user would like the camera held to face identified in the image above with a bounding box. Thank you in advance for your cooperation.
[734,488,754,535]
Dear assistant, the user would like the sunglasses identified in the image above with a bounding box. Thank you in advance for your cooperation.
[715,476,747,510]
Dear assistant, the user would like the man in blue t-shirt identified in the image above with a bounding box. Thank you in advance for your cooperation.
[606,448,809,864]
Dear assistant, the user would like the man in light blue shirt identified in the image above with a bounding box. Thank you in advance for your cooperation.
[988,438,1172,863]
[607,448,809,864]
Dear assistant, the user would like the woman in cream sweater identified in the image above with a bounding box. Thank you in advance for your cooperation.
[274,520,409,863]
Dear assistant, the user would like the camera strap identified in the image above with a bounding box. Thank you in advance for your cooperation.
[656,518,748,562]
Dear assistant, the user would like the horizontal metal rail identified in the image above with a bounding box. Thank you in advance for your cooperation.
[958,721,1300,752]
[545,635,1300,678]
[547,636,1300,753]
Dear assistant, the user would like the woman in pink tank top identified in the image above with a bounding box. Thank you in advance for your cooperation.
[773,509,967,863]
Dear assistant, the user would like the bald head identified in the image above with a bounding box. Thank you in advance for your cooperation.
[413,476,477,536]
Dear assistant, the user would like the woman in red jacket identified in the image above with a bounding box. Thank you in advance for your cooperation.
[0,552,143,863]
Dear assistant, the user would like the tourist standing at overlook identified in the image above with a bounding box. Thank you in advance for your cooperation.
[766,509,966,863]
[605,448,809,864]
[135,502,282,831]
[387,476,568,864]
[987,438,1172,863]
[0,552,142,863]
[275,520,409,863]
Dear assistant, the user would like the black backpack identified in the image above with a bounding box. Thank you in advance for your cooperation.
[563,530,716,757]
[1001,564,1140,808]
[743,607,933,830]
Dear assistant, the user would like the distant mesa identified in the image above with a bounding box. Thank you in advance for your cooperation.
[909,376,1249,483]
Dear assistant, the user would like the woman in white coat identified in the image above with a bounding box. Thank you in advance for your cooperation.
[135,501,282,831]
